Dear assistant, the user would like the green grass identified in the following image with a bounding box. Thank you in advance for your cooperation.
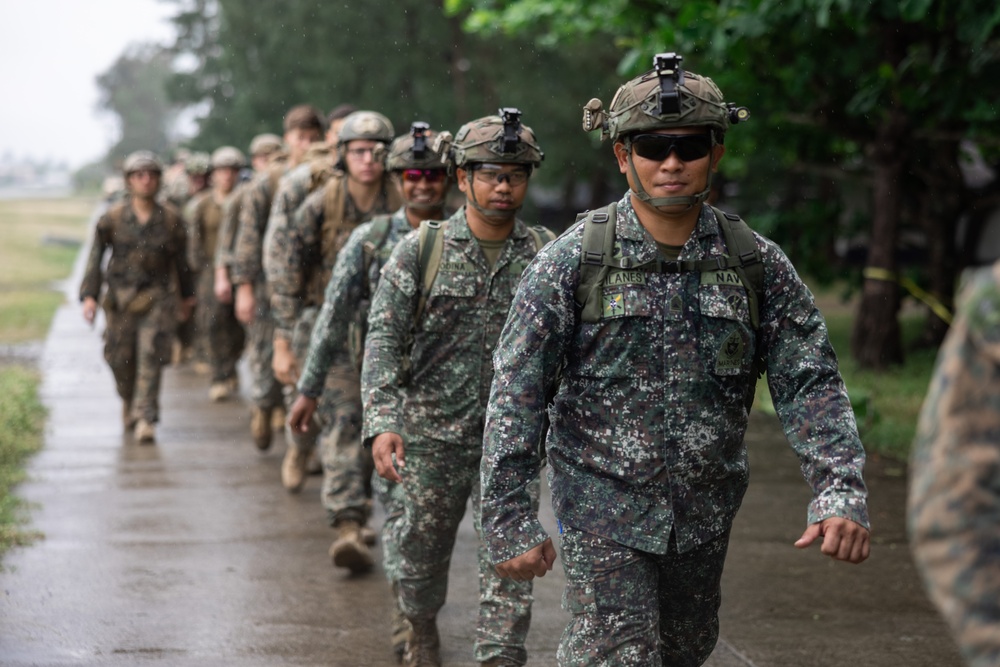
[0,365,46,556]
[0,197,95,342]
[0,197,94,559]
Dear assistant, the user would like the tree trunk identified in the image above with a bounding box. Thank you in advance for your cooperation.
[915,140,964,349]
[851,109,908,368]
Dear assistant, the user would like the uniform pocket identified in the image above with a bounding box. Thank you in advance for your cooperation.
[698,284,753,377]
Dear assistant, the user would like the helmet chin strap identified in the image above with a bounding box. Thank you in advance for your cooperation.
[624,137,714,211]
[407,198,446,213]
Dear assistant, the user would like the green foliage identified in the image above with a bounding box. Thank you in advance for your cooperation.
[96,44,179,167]
[0,366,46,558]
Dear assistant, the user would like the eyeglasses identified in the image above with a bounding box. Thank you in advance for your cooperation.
[630,133,713,162]
[401,169,447,183]
[346,147,376,158]
[471,167,530,186]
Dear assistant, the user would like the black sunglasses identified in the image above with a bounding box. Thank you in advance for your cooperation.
[630,133,713,162]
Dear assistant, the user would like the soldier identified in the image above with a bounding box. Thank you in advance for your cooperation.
[187,146,248,401]
[288,122,452,660]
[479,54,871,666]
[159,148,191,210]
[909,263,1000,667]
[230,105,325,452]
[364,110,552,667]
[265,110,401,496]
[80,150,196,443]
[175,151,214,369]
[213,133,284,311]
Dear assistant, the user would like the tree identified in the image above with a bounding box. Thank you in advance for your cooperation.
[96,44,179,168]
[447,0,1000,368]
[161,0,625,225]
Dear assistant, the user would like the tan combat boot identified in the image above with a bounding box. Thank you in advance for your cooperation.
[250,407,273,451]
[209,382,230,402]
[271,406,287,432]
[281,445,309,492]
[122,400,136,430]
[329,520,375,573]
[403,616,441,667]
[134,419,156,443]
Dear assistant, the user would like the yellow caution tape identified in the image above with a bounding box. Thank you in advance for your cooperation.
[862,267,953,325]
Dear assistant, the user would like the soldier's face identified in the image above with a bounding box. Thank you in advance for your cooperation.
[399,168,448,209]
[126,169,161,198]
[457,163,530,223]
[285,127,321,163]
[344,140,385,185]
[211,167,239,193]
[615,126,724,203]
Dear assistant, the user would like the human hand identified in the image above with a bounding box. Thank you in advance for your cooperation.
[288,394,317,433]
[495,538,557,582]
[272,338,299,385]
[795,517,870,564]
[178,297,197,323]
[82,297,97,325]
[235,283,255,324]
[214,267,233,304]
[371,432,405,483]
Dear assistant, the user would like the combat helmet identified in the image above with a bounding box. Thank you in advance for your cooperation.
[185,151,212,175]
[249,133,283,157]
[210,146,246,169]
[436,108,543,172]
[335,110,395,169]
[386,122,451,211]
[582,52,749,209]
[122,150,163,175]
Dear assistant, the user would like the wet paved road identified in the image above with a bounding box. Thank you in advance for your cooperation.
[1,295,963,666]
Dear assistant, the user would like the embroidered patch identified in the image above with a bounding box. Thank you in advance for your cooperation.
[603,269,647,287]
[670,294,683,313]
[701,269,742,287]
[602,292,625,318]
[715,330,744,373]
[439,261,476,273]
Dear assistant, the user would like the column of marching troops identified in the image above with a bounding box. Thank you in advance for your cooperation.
[82,51,998,667]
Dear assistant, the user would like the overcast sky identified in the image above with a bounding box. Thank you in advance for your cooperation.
[0,0,177,168]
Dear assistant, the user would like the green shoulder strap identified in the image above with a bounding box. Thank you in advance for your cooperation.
[711,206,764,331]
[414,219,446,325]
[361,215,394,294]
[526,224,556,251]
[575,202,618,322]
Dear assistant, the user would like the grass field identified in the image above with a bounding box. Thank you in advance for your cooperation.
[0,196,96,557]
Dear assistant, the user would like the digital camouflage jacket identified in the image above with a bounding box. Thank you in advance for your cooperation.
[297,207,415,398]
[362,207,549,448]
[481,194,870,563]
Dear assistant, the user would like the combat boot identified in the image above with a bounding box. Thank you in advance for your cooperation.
[250,407,272,451]
[209,381,231,402]
[134,419,156,443]
[306,448,323,475]
[329,520,375,573]
[281,445,309,492]
[390,582,412,663]
[403,616,441,667]
[122,400,136,430]
[271,406,287,431]
[360,525,377,546]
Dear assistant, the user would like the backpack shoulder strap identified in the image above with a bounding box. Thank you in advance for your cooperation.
[711,206,764,331]
[575,201,617,322]
[414,219,446,324]
[361,215,394,295]
[526,224,556,251]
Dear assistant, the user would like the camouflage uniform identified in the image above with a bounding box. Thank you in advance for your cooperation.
[230,159,289,413]
[481,196,870,665]
[363,207,545,665]
[909,262,1000,667]
[268,167,401,511]
[80,197,194,425]
[298,207,414,581]
[187,190,245,384]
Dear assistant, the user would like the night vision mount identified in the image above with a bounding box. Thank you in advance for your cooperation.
[654,52,684,116]
[410,121,430,159]
[498,107,523,154]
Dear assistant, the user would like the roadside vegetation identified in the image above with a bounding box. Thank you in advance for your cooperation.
[0,196,94,557]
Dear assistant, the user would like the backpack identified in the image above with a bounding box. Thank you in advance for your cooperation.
[573,201,767,408]
[397,219,556,384]
[346,215,395,372]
